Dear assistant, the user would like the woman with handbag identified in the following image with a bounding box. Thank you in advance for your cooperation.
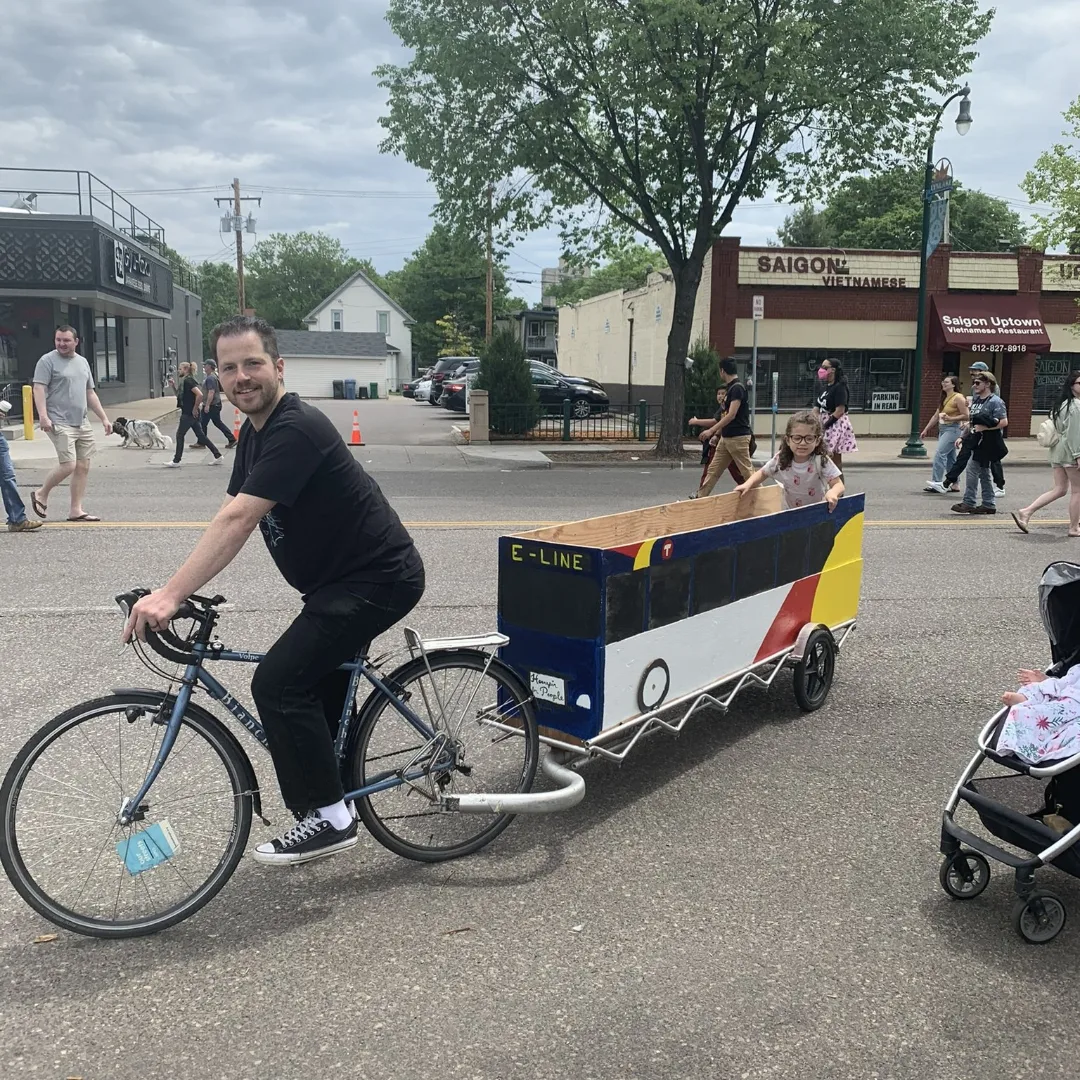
[1012,371,1080,535]
[951,372,1007,515]
[816,358,857,476]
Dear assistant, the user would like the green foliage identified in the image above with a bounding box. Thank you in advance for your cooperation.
[381,224,516,365]
[245,232,380,330]
[377,0,993,453]
[684,337,721,414]
[434,313,474,357]
[197,261,240,355]
[1024,97,1080,253]
[474,329,539,435]
[776,169,1026,252]
[550,245,663,304]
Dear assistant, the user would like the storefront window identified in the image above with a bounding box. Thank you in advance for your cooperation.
[733,349,913,412]
[1034,354,1080,412]
[93,315,125,384]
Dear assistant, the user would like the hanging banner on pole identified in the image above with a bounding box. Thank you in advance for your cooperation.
[926,159,953,260]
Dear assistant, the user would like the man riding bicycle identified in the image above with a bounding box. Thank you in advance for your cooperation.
[124,315,425,866]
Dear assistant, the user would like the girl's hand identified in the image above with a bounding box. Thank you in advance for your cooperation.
[1018,669,1043,685]
[1002,691,1027,707]
[824,488,840,512]
[954,439,963,450]
[734,482,749,498]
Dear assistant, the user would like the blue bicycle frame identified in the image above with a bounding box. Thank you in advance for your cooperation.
[120,643,449,824]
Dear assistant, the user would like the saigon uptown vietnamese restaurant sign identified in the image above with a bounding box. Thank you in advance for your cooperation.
[739,250,920,289]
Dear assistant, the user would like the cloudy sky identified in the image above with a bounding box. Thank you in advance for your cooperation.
[1,0,1076,304]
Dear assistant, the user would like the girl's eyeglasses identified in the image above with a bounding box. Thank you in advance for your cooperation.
[787,434,818,445]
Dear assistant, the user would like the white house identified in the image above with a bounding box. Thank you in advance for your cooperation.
[303,270,414,387]
[275,330,390,399]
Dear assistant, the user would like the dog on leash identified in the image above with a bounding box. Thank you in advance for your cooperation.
[112,417,173,450]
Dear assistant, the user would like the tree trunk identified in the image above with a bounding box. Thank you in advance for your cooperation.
[654,258,704,457]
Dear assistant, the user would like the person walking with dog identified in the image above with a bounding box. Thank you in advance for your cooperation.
[166,362,223,468]
[199,359,237,449]
[30,325,111,522]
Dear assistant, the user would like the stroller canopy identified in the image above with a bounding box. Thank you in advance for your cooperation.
[1039,562,1080,674]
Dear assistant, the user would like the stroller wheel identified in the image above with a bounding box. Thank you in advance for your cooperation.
[939,851,991,900]
[792,629,836,712]
[1012,891,1067,944]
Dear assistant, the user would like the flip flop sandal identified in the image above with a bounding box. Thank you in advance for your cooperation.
[66,513,102,522]
[30,492,47,519]
[1011,512,1029,534]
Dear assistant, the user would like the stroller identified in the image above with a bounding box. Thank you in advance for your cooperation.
[940,561,1080,944]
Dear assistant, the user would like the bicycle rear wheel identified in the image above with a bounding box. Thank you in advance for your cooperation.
[350,650,539,862]
[0,695,253,939]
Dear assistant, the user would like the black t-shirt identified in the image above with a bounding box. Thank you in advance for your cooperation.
[721,380,751,439]
[817,381,849,414]
[178,375,199,413]
[227,394,422,597]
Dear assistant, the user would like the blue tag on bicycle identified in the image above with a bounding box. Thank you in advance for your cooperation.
[116,820,180,875]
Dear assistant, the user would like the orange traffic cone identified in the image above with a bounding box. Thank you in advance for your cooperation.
[349,410,364,446]
[232,408,241,440]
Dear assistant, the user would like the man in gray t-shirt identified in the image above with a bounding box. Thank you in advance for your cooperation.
[31,325,111,522]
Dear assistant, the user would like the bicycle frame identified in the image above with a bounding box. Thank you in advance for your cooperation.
[119,643,448,825]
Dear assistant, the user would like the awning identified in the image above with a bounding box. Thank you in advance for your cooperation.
[931,294,1051,354]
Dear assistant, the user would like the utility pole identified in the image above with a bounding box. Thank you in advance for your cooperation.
[215,179,261,314]
[485,183,494,342]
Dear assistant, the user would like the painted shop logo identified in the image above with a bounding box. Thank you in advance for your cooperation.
[756,254,908,289]
[940,315,1045,332]
[112,239,152,295]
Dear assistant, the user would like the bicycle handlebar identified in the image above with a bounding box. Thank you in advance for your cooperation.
[115,589,214,666]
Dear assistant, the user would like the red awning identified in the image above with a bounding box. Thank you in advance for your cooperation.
[931,294,1051,354]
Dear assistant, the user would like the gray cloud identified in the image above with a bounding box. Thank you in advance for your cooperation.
[1,0,1077,303]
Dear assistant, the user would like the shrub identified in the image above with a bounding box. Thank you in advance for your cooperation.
[474,329,540,436]
[683,336,721,433]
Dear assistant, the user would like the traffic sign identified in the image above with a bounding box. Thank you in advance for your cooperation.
[752,295,764,321]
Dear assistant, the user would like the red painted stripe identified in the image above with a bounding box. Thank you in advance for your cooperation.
[754,575,820,662]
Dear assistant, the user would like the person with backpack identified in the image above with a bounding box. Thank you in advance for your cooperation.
[1011,370,1080,536]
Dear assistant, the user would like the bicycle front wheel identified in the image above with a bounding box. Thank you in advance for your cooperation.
[0,695,253,939]
[350,650,539,862]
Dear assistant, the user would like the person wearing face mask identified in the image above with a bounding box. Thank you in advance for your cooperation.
[816,358,857,475]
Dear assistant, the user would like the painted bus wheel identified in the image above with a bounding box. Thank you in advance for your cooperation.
[637,659,670,713]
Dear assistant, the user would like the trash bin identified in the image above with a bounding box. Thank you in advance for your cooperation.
[357,385,369,400]
[368,382,379,400]
[343,378,357,400]
[332,380,345,400]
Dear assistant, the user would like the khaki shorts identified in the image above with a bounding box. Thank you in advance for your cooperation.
[47,423,97,465]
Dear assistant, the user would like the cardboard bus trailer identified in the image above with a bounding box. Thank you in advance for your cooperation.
[497,488,865,743]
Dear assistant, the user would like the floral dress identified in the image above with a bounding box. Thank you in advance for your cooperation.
[817,382,858,455]
[997,666,1080,764]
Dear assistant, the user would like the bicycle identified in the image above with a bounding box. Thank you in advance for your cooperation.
[0,589,540,939]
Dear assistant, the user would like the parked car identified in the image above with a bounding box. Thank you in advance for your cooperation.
[413,376,433,403]
[439,378,469,412]
[430,356,477,402]
[402,368,432,398]
[531,368,609,418]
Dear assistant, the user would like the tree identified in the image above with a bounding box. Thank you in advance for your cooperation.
[381,224,517,365]
[774,169,1025,252]
[378,0,992,455]
[1024,96,1080,254]
[776,205,833,248]
[550,244,663,304]
[244,232,381,330]
[434,313,474,357]
[196,261,240,354]
[474,328,539,436]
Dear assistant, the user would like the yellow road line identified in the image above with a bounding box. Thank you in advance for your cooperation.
[37,518,1073,530]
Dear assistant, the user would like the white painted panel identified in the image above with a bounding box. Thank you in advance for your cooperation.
[601,582,793,729]
[281,357,387,399]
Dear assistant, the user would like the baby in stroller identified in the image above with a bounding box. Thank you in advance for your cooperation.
[999,666,1080,765]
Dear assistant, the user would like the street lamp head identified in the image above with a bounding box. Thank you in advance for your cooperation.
[955,91,972,136]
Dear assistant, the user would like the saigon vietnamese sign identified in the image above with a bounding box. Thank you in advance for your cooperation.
[1043,259,1080,291]
[740,250,920,289]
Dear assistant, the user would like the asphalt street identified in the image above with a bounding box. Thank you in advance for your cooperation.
[2,402,1079,1079]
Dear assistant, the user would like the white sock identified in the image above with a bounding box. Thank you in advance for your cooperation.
[317,800,352,830]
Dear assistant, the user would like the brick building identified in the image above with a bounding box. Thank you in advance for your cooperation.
[558,239,1080,436]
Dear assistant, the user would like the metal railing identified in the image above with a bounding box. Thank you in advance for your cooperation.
[0,168,167,247]
[485,400,723,442]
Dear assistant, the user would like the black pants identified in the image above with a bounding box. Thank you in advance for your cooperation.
[203,405,235,445]
[250,573,426,815]
[174,412,221,463]
[945,446,1004,489]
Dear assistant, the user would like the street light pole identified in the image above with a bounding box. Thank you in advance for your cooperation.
[901,86,972,459]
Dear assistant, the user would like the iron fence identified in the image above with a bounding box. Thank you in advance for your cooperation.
[485,400,720,442]
[0,381,31,430]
